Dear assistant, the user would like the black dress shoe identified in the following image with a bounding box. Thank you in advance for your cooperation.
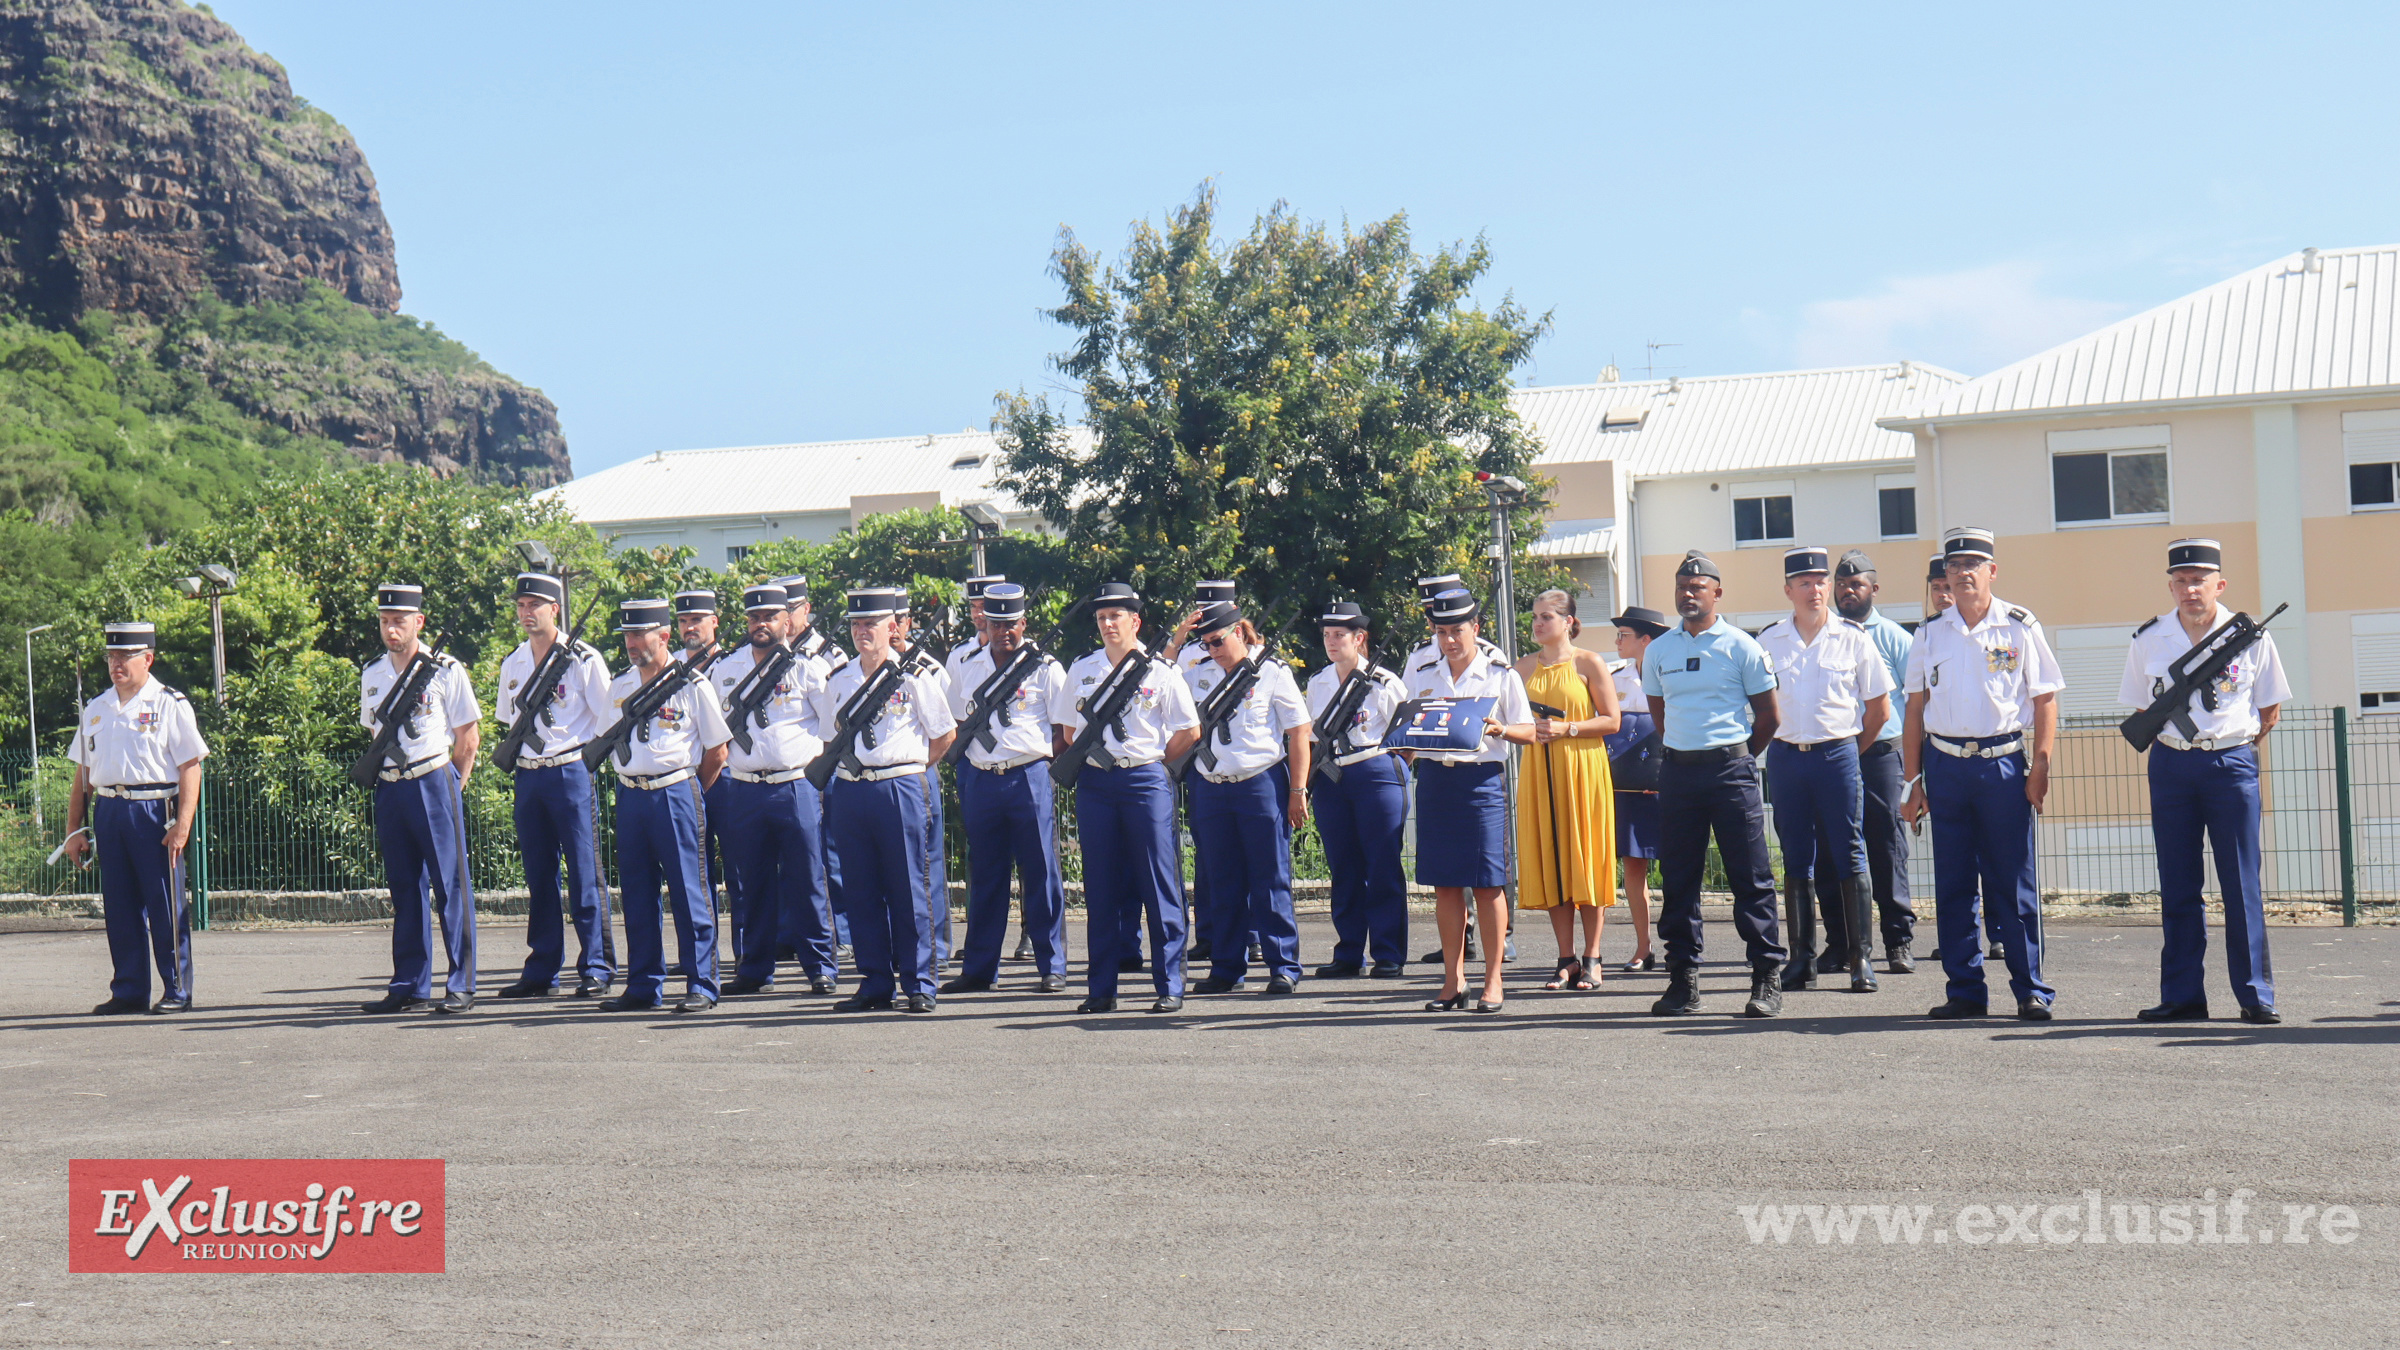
[833,993,895,1012]
[904,994,936,1014]
[1117,955,1146,973]
[808,977,835,996]
[597,995,661,1012]
[1418,947,1447,965]
[1262,976,1296,995]
[148,996,191,1015]
[1651,969,1702,1016]
[496,982,555,999]
[2238,1005,2281,1025]
[574,978,613,998]
[1148,996,1182,1013]
[1926,999,1989,1019]
[1188,939,1213,962]
[1743,976,1782,1018]
[775,944,801,962]
[2016,999,2053,1021]
[1314,962,1363,979]
[1814,951,1846,975]
[433,991,474,1015]
[721,978,775,996]
[360,993,432,1015]
[1037,974,1068,992]
[91,996,147,1016]
[1849,960,1878,994]
[675,994,716,1013]
[1076,995,1118,1014]
[1247,943,1263,964]
[1886,946,1916,975]
[1367,961,1405,979]
[1781,964,1817,991]
[1987,940,2005,961]
[1011,932,1034,961]
[1191,977,1243,995]
[938,976,992,995]
[2138,1000,2210,1022]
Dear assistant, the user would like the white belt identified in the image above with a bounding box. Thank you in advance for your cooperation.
[836,763,925,783]
[379,754,448,783]
[1334,746,1390,767]
[1929,734,2022,760]
[617,767,697,791]
[516,749,584,771]
[95,783,178,801]
[1087,757,1160,771]
[727,766,810,784]
[1198,762,1276,785]
[2158,733,2244,752]
[967,750,1050,773]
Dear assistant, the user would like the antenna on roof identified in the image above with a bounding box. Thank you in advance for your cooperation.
[1643,340,1681,380]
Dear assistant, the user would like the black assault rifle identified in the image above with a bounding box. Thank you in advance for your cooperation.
[1052,645,1158,791]
[804,654,909,791]
[1167,610,1303,781]
[350,628,456,789]
[943,641,1047,768]
[580,646,726,773]
[493,592,605,771]
[722,639,799,755]
[1308,662,1386,785]
[2118,602,2289,753]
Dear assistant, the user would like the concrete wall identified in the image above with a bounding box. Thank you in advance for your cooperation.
[1630,464,1923,624]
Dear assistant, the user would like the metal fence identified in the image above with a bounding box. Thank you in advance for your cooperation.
[0,707,2391,926]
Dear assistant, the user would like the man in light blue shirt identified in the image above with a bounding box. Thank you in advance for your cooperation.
[1808,550,1920,975]
[1641,551,1787,1017]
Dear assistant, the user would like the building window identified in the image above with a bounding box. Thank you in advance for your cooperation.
[726,545,752,565]
[2052,449,2168,525]
[2353,462,2397,509]
[1731,480,1794,545]
[1879,487,1917,538]
[2346,410,2400,511]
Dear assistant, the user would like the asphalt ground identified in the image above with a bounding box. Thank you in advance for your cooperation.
[3,912,2395,1349]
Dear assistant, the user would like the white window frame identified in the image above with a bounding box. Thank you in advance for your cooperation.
[1875,471,1918,540]
[1730,478,1795,548]
[2047,426,2172,529]
[2357,612,2400,715]
[2344,410,2400,514]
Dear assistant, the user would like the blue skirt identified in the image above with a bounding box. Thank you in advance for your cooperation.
[1615,791,1660,860]
[1414,759,1508,889]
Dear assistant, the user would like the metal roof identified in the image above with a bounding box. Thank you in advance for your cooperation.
[1527,523,1615,559]
[1511,363,1960,478]
[549,429,1082,525]
[1884,245,2400,426]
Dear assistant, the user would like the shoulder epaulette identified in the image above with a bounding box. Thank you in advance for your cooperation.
[2132,616,2160,637]
[1840,617,1865,630]
[1760,618,1787,634]
[2008,606,2034,625]
[1372,666,1404,684]
[162,685,189,702]
[1413,659,1437,672]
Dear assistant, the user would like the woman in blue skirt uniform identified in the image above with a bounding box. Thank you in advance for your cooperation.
[1306,602,1412,979]
[1405,588,1535,1012]
[1607,607,1670,971]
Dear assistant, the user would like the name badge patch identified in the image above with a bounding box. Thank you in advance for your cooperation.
[1685,657,1701,672]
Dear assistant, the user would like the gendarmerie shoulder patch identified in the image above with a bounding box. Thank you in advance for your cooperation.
[2132,616,2161,637]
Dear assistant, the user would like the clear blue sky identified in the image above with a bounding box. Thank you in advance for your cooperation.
[208,0,2400,477]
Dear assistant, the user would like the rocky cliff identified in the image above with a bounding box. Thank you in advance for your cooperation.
[0,0,569,485]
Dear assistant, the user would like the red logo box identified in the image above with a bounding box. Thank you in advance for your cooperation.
[69,1159,445,1273]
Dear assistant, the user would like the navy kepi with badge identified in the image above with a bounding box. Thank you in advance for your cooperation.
[1195,579,1237,605]
[981,582,1027,620]
[1676,551,1720,580]
[673,589,716,616]
[1416,573,1465,604]
[1783,545,1831,577]
[1427,587,1480,624]
[376,583,423,613]
[103,621,156,651]
[741,584,788,612]
[1319,600,1369,630]
[2166,537,2222,572]
[515,572,565,605]
[1926,554,1947,583]
[1835,549,1876,578]
[965,575,1005,599]
[846,587,907,618]
[1942,526,1996,563]
[1193,601,1242,636]
[1088,581,1141,612]
[772,575,809,608]
[618,598,672,631]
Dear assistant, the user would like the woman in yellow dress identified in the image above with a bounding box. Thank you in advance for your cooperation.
[1514,590,1622,991]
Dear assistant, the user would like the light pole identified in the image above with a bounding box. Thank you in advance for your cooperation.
[961,501,1006,579]
[1476,474,1531,658]
[23,623,50,835]
[176,565,239,705]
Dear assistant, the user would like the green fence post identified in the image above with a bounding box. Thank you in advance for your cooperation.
[2333,706,2356,927]
[192,780,210,931]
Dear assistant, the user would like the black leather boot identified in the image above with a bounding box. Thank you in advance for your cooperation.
[1844,875,1878,992]
[1780,872,1817,990]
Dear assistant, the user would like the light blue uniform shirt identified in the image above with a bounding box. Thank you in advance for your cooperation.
[1858,608,1912,743]
[1642,617,1777,751]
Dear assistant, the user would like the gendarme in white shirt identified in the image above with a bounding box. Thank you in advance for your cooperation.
[948,643,1067,768]
[495,636,614,758]
[1305,662,1408,764]
[1406,647,1534,765]
[1050,647,1200,767]
[709,642,830,775]
[1757,612,1897,744]
[810,655,956,772]
[71,677,207,787]
[604,666,730,778]
[1902,597,2064,739]
[1184,657,1311,781]
[359,649,481,764]
[2116,603,2292,744]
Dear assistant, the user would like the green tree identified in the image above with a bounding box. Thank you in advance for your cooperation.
[995,185,1565,657]
[739,508,1074,651]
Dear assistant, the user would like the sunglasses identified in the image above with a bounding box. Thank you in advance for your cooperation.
[1203,634,1232,650]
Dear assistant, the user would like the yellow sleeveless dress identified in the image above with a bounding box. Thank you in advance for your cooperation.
[1518,657,1616,908]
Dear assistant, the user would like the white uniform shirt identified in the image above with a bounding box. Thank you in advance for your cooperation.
[1406,635,1506,674]
[1903,597,2065,739]
[948,643,1067,768]
[494,637,614,756]
[709,643,828,773]
[1406,648,1535,764]
[604,665,731,777]
[797,628,851,681]
[945,637,991,688]
[1305,662,1408,761]
[2115,604,2293,743]
[1184,657,1311,780]
[70,677,208,786]
[1176,641,1212,680]
[1610,659,1644,706]
[1757,614,1897,744]
[359,649,481,763]
[1051,647,1201,765]
[810,655,956,771]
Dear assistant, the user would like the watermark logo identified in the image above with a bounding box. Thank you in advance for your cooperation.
[69,1159,445,1273]
[1735,1190,2360,1247]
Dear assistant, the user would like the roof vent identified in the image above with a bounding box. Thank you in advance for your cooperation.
[2302,247,2323,273]
[1667,376,1681,396]
[1602,408,1648,430]
[950,451,985,469]
[1598,363,1621,383]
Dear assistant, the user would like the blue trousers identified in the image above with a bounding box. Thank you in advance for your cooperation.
[958,759,1068,983]
[1814,740,1917,953]
[2149,743,2274,1010]
[1075,762,1185,999]
[1312,753,1410,968]
[1190,763,1303,984]
[721,775,836,984]
[615,777,719,1002]
[95,796,192,1004]
[1657,749,1785,974]
[1767,738,1867,966]
[375,767,477,998]
[929,772,952,964]
[828,771,938,1001]
[1926,747,2051,1007]
[512,761,615,986]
